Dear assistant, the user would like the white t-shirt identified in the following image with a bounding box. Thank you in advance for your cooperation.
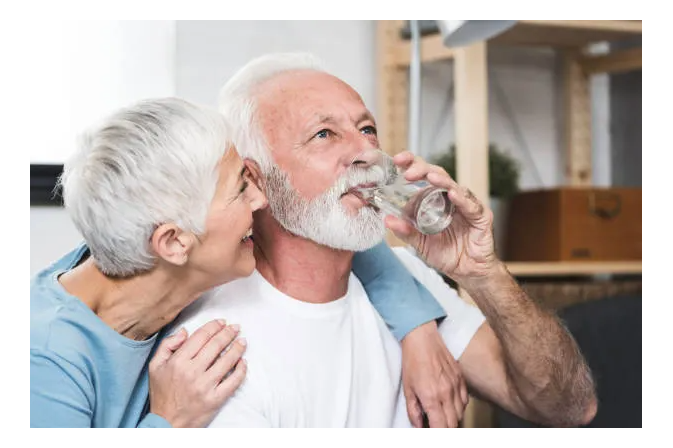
[174,247,486,427]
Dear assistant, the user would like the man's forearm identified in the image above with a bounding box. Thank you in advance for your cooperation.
[460,262,597,427]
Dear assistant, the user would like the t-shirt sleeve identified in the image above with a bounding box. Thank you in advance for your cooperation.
[30,349,94,428]
[392,248,486,360]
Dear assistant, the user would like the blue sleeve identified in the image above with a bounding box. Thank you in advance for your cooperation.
[137,413,172,428]
[352,241,447,341]
[31,350,94,428]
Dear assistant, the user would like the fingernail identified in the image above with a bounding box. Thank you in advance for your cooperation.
[238,337,247,346]
[229,324,241,333]
[217,318,226,326]
[175,327,186,337]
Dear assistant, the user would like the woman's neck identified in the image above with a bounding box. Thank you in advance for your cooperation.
[59,258,202,341]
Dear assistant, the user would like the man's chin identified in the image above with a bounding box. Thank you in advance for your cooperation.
[275,213,385,252]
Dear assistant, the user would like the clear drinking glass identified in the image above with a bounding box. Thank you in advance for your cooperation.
[352,149,455,235]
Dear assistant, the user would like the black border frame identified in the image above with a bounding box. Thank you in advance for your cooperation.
[30,164,64,206]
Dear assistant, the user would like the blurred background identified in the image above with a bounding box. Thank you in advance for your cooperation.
[29,20,642,427]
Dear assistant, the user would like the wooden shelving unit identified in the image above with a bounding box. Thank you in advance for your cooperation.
[379,20,642,277]
[377,20,642,428]
[507,260,642,277]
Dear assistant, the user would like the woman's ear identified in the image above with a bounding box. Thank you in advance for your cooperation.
[150,223,196,267]
[244,158,266,193]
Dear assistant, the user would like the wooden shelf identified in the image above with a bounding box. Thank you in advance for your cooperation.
[493,20,642,48]
[506,260,642,277]
[392,21,642,66]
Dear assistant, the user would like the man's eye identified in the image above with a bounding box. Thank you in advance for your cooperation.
[239,181,249,195]
[361,125,377,136]
[314,129,333,139]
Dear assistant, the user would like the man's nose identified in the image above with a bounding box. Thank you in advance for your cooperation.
[350,148,382,169]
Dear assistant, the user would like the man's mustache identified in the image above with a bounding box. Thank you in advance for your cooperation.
[333,165,391,197]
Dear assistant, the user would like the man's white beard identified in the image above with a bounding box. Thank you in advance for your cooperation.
[263,164,388,251]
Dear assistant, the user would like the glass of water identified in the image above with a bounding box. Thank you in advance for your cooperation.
[352,149,455,235]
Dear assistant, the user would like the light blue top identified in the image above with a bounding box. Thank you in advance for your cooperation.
[30,241,446,427]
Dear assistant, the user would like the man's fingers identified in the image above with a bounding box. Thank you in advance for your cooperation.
[448,187,486,221]
[404,389,424,428]
[174,319,226,360]
[402,158,432,182]
[150,328,187,367]
[392,151,415,170]
[384,215,422,248]
[427,170,488,222]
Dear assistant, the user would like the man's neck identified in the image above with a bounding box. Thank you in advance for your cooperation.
[252,214,354,304]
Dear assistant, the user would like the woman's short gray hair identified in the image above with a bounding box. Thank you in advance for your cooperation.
[60,97,230,277]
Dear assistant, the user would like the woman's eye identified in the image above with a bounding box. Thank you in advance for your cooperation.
[239,181,249,195]
[361,125,377,136]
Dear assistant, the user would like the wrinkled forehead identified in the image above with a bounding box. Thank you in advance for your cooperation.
[255,70,367,120]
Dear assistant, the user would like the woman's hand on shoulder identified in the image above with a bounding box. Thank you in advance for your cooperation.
[148,319,247,428]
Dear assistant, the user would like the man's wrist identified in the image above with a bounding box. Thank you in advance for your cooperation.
[451,259,510,296]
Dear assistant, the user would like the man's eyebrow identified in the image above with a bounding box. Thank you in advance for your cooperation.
[239,166,246,178]
[316,112,376,125]
[355,112,376,126]
[316,115,337,125]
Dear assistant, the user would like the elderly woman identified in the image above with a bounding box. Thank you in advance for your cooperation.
[30,98,454,428]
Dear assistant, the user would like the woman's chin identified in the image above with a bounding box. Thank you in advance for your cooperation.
[236,249,257,278]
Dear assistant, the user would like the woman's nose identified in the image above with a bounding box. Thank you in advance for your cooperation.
[248,181,268,211]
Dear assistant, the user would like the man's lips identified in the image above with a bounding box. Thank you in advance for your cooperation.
[340,182,378,198]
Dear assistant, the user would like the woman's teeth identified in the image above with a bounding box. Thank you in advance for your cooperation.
[242,228,253,242]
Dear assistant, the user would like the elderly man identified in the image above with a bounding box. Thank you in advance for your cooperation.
[174,53,597,428]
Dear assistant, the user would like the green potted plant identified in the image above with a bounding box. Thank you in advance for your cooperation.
[431,143,521,258]
[432,143,520,200]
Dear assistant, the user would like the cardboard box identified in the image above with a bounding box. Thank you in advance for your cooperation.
[505,188,642,261]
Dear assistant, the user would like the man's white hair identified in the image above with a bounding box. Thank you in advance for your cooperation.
[218,52,328,173]
[218,53,386,251]
[60,97,230,277]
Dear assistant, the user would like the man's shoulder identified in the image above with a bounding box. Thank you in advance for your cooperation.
[173,271,273,335]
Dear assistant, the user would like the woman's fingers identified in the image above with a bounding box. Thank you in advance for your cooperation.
[214,359,247,401]
[206,338,247,385]
[193,324,241,370]
[173,319,226,360]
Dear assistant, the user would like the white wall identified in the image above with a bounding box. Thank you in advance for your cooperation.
[32,20,176,164]
[30,21,177,276]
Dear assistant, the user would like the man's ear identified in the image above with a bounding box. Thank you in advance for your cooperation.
[244,158,266,193]
[150,223,196,267]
